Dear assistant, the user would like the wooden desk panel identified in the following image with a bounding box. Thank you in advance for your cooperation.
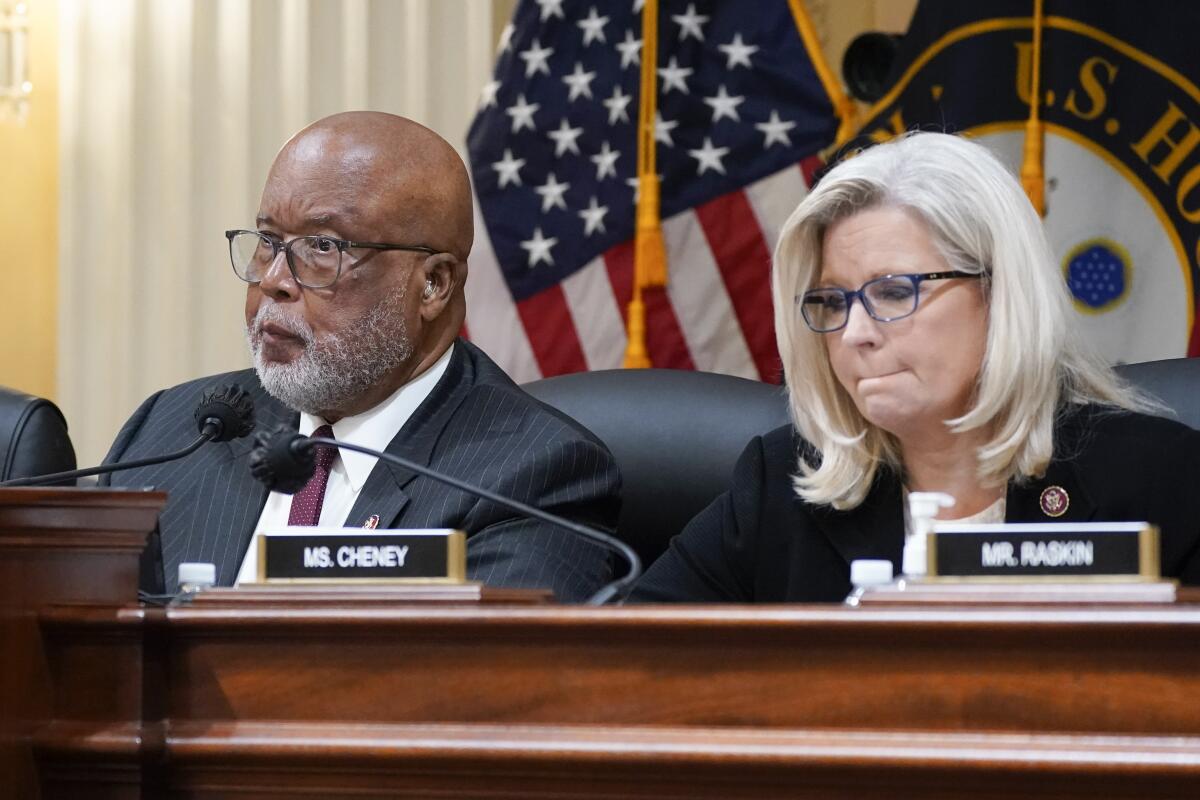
[5,488,1200,799]
[150,604,1200,734]
[0,488,164,800]
[33,600,1200,798]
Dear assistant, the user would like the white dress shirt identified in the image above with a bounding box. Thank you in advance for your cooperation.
[236,345,454,584]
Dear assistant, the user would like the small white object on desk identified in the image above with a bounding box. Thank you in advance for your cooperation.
[903,491,956,577]
[178,562,216,594]
[846,559,895,606]
[850,559,894,589]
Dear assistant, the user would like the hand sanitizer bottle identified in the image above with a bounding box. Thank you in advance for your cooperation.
[903,492,955,577]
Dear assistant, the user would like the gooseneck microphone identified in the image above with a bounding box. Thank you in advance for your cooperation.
[0,385,256,487]
[248,426,642,605]
[191,384,257,443]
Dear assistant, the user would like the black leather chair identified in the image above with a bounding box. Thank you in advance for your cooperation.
[0,387,77,481]
[523,369,790,567]
[1114,357,1200,430]
[523,357,1200,568]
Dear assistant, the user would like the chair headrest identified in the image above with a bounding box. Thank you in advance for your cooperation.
[1114,357,1200,432]
[524,369,790,565]
[0,387,77,481]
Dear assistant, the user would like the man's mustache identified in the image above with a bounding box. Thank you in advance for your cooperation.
[249,304,316,345]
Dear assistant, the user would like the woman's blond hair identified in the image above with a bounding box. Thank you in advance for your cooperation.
[772,132,1148,509]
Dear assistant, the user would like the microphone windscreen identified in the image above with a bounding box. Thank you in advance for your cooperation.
[248,425,316,495]
[195,385,256,442]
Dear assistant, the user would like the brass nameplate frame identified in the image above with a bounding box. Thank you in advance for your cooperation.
[926,522,1160,582]
[257,529,467,584]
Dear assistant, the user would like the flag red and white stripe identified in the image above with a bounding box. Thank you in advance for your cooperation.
[465,156,820,383]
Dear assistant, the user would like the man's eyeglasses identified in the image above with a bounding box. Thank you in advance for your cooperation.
[225,229,438,289]
[797,271,983,333]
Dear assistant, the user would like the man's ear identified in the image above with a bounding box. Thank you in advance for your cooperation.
[418,253,461,320]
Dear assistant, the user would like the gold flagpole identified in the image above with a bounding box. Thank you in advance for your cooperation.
[623,0,666,369]
[1020,0,1046,215]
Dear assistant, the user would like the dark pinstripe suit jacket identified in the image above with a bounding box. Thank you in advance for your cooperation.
[102,340,620,601]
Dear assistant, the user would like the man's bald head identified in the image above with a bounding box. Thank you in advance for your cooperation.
[247,112,475,420]
[269,111,473,261]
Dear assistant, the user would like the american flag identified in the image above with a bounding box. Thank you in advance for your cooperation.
[465,0,838,382]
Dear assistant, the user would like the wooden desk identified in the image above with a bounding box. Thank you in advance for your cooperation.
[5,488,1200,798]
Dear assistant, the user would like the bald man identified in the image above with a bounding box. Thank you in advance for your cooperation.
[102,113,619,601]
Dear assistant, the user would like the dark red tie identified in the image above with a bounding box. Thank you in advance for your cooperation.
[287,425,336,526]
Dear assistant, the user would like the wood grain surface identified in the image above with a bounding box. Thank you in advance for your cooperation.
[6,487,1200,798]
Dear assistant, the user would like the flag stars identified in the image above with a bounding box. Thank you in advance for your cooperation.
[562,62,596,101]
[672,3,709,42]
[717,33,758,70]
[521,227,557,268]
[497,23,515,54]
[519,38,554,78]
[688,137,730,175]
[756,110,796,148]
[579,197,609,236]
[535,0,564,22]
[547,118,584,157]
[491,149,525,188]
[590,141,620,180]
[534,172,570,212]
[478,80,501,109]
[704,85,745,123]
[577,7,609,46]
[616,29,643,69]
[603,85,633,124]
[626,175,641,201]
[658,57,693,95]
[505,93,539,133]
[654,112,678,147]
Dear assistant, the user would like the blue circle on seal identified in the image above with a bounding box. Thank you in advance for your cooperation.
[1065,243,1127,310]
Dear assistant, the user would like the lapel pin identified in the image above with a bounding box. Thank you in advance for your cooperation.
[362,514,380,530]
[1039,486,1069,518]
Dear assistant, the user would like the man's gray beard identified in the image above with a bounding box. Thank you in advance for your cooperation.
[246,285,414,416]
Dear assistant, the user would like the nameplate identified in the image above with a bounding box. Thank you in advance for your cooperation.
[926,522,1160,581]
[257,529,466,584]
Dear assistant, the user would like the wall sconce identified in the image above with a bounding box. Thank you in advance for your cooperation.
[0,1,32,124]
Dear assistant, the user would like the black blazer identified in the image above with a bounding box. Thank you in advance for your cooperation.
[103,340,621,601]
[631,405,1200,602]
